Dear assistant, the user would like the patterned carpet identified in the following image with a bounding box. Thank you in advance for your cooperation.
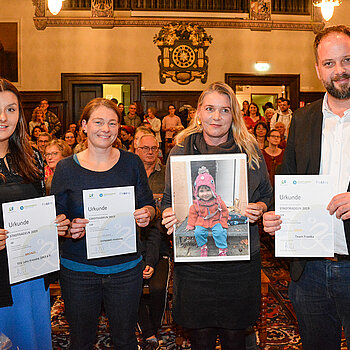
[51,235,348,349]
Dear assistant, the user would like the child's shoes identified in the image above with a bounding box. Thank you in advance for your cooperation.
[200,244,208,257]
[218,248,228,256]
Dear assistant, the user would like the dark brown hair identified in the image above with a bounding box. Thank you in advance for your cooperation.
[314,25,350,62]
[78,98,121,126]
[0,79,41,183]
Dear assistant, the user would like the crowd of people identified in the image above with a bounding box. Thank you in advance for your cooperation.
[0,24,350,350]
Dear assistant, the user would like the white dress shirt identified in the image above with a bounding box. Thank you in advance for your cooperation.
[319,94,350,254]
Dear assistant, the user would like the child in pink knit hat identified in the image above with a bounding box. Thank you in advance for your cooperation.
[186,166,229,257]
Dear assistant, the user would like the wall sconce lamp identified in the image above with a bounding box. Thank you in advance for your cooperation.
[48,0,64,15]
[313,0,341,21]
[254,62,270,72]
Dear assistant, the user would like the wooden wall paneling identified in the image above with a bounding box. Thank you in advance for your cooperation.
[225,73,300,112]
[299,91,324,105]
[141,91,201,118]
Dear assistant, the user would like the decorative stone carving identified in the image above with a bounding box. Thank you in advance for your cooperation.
[91,0,113,18]
[32,0,45,17]
[154,23,212,85]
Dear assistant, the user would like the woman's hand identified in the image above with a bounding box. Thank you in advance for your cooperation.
[162,208,178,235]
[245,202,267,224]
[55,214,70,237]
[134,206,154,228]
[0,229,8,251]
[143,265,154,279]
[70,218,89,239]
[263,211,282,236]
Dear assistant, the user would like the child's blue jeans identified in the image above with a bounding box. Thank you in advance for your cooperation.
[194,223,227,249]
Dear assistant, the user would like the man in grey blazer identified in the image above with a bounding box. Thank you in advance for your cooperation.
[264,25,350,350]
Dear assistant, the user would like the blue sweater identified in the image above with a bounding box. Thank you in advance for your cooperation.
[51,150,154,267]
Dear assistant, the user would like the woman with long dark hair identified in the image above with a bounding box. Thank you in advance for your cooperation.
[0,78,69,349]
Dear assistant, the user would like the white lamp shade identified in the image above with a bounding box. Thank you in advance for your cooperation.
[320,2,335,21]
[48,0,63,15]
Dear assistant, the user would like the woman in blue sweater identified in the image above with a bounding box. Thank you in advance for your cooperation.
[51,98,155,350]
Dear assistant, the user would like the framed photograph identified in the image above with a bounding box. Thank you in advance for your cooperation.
[0,22,18,82]
[171,154,249,263]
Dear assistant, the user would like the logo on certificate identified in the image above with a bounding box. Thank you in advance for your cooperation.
[89,194,94,198]
[20,206,24,210]
[9,207,14,212]
[99,193,103,197]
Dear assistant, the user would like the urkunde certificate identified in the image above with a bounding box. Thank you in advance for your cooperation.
[83,186,136,259]
[275,175,334,257]
[2,195,59,284]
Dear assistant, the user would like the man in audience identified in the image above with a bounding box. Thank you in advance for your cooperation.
[162,104,183,156]
[263,25,350,350]
[37,132,52,160]
[270,98,292,135]
[124,102,142,128]
[40,99,61,137]
[135,134,170,350]
[274,122,287,149]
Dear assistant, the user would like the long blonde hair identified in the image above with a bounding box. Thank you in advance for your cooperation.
[175,82,260,168]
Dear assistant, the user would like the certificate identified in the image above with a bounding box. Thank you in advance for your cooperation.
[2,195,59,284]
[83,186,136,259]
[275,175,334,257]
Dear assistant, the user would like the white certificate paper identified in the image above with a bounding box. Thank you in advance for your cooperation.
[83,186,136,259]
[2,196,59,284]
[275,175,334,257]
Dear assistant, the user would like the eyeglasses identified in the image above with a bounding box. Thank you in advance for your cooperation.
[269,135,281,139]
[138,146,158,153]
[38,140,49,144]
[65,136,75,139]
[45,151,60,158]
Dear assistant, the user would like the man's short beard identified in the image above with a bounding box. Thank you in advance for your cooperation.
[324,73,350,100]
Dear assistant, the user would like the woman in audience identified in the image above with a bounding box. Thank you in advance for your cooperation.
[44,139,72,193]
[30,125,43,144]
[261,129,284,187]
[264,107,275,128]
[120,125,135,151]
[162,82,272,350]
[51,97,155,350]
[29,106,49,135]
[118,102,126,124]
[243,102,265,133]
[253,121,269,150]
[0,78,69,349]
[241,100,249,117]
[63,130,77,151]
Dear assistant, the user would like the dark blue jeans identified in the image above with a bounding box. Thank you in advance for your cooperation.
[60,263,143,350]
[289,260,350,350]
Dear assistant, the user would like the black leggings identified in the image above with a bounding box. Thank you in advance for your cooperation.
[189,327,246,350]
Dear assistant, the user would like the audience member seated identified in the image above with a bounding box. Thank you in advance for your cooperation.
[162,104,183,156]
[44,139,72,193]
[253,121,269,150]
[124,102,142,128]
[118,102,126,124]
[120,125,135,151]
[241,100,249,117]
[29,107,49,135]
[63,130,77,151]
[261,129,284,187]
[135,134,171,350]
[68,123,78,136]
[270,98,293,136]
[39,99,62,137]
[187,107,196,126]
[30,126,44,145]
[243,102,265,133]
[264,108,275,128]
[274,122,287,149]
[144,107,162,147]
[37,132,52,159]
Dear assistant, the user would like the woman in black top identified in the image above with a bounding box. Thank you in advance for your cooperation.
[0,78,69,349]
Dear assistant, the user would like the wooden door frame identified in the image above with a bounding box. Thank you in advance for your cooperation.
[61,73,142,124]
[225,73,300,112]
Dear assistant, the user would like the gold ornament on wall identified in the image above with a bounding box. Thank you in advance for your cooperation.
[153,23,213,85]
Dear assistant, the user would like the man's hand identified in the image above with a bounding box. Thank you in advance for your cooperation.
[263,211,282,236]
[327,193,350,220]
